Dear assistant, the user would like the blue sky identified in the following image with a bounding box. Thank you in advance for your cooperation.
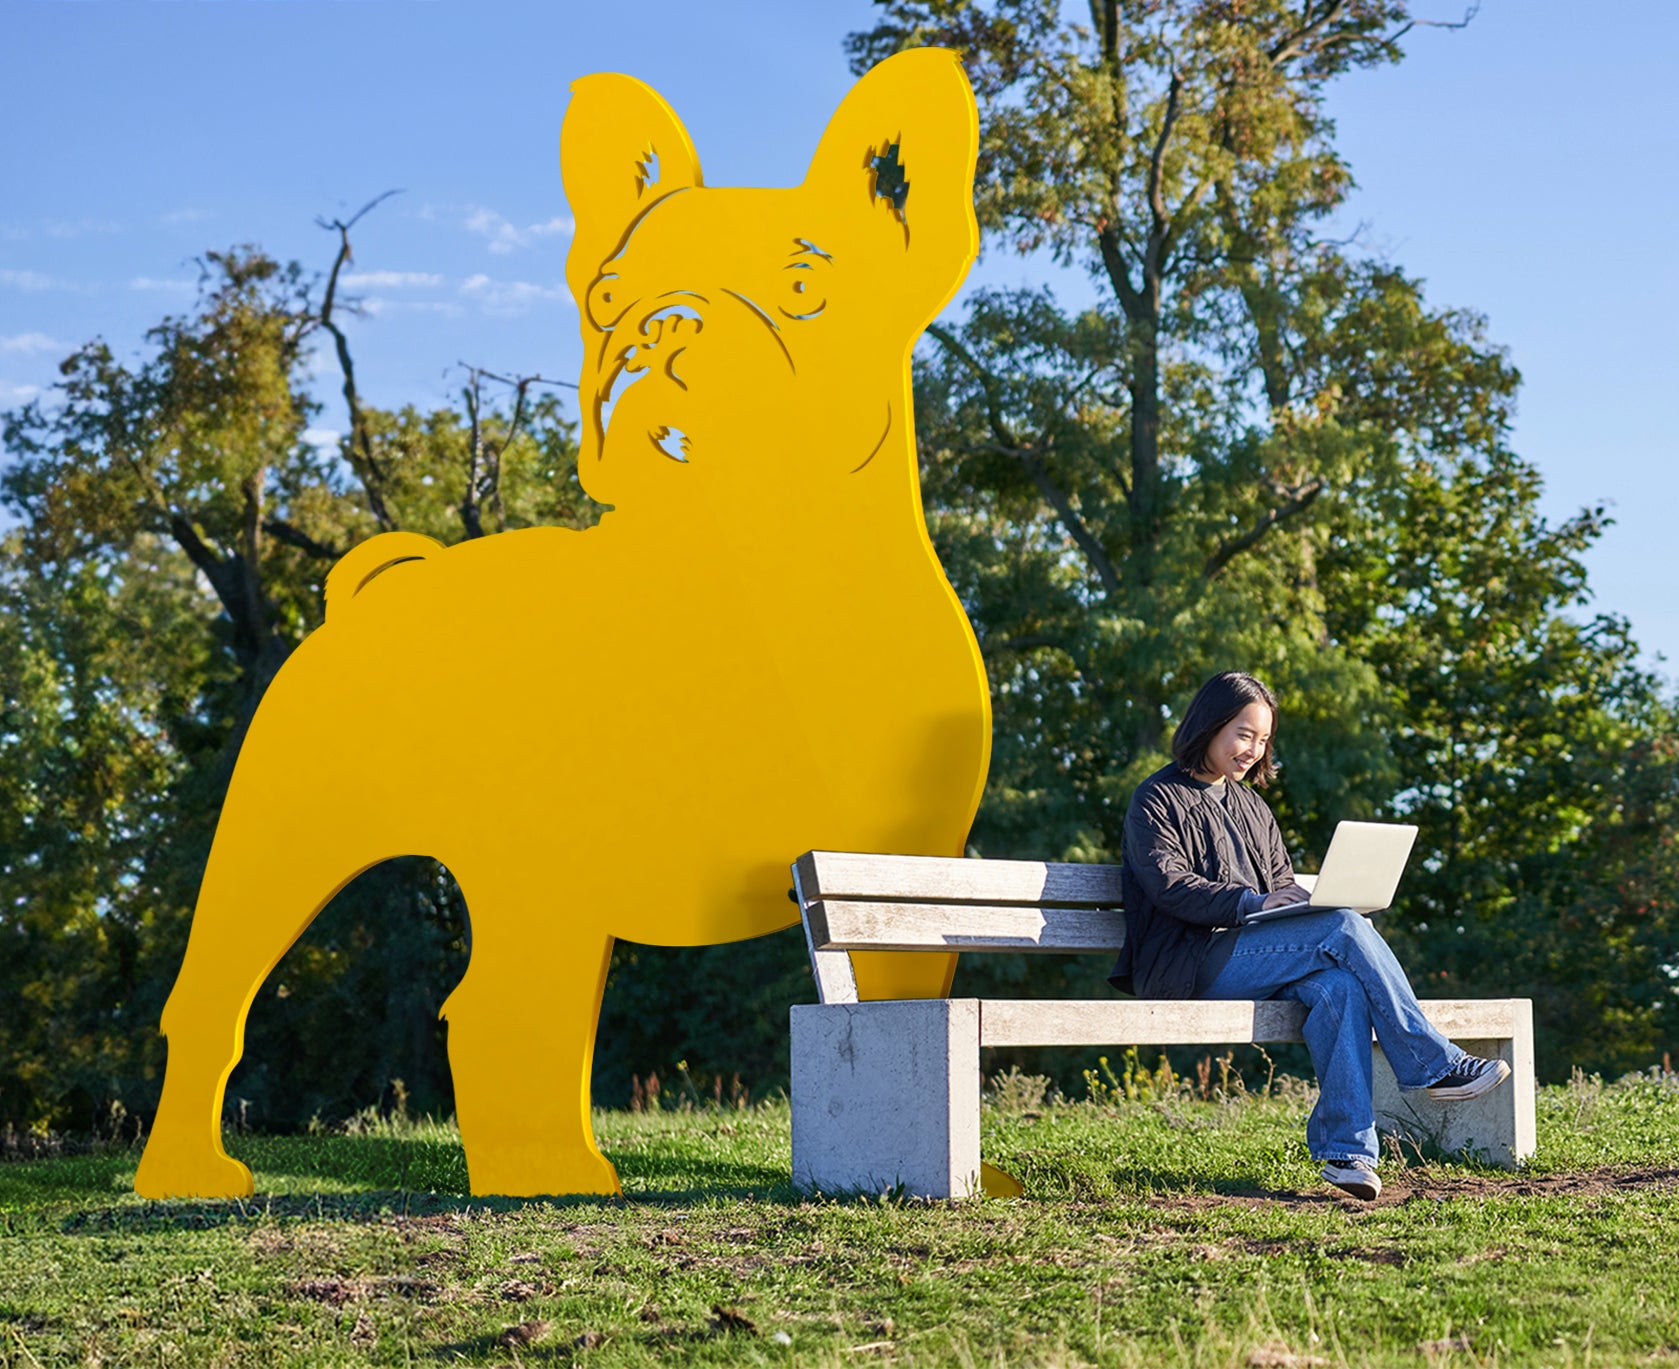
[3,1,1675,677]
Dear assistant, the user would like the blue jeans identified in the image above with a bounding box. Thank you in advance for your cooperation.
[1201,909,1463,1164]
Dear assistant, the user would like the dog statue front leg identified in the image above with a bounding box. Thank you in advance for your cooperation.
[443,917,620,1198]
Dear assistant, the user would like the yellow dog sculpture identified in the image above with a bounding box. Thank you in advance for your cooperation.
[134,47,990,1200]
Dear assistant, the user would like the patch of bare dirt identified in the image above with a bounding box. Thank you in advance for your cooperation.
[1246,1345,1330,1368]
[498,1320,553,1348]
[1143,1164,1679,1211]
[284,1275,442,1305]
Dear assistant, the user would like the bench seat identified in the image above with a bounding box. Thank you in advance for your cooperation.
[788,850,1536,1198]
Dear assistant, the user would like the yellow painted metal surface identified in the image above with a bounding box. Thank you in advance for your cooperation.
[134,48,990,1200]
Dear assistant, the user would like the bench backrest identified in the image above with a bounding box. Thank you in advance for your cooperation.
[792,850,1126,1004]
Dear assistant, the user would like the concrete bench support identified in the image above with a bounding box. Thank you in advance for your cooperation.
[1370,999,1536,1166]
[791,999,981,1199]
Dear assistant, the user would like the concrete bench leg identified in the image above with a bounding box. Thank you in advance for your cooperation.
[1371,1000,1537,1167]
[791,1000,981,1199]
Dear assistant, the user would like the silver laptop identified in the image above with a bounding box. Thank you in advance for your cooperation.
[1246,820,1419,921]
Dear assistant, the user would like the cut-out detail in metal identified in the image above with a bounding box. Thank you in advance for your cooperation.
[851,402,893,474]
[636,145,660,196]
[651,425,690,462]
[134,47,987,1204]
[870,141,909,217]
[722,287,796,374]
[778,254,829,322]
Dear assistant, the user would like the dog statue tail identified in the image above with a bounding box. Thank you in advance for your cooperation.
[325,532,444,618]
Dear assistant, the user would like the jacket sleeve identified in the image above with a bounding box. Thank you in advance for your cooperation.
[1259,797,1296,890]
[1123,783,1250,929]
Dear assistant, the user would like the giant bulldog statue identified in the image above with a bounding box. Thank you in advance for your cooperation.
[135,48,991,1200]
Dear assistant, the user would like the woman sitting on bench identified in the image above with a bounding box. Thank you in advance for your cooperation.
[1109,670,1510,1200]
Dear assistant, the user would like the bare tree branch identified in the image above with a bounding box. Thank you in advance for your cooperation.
[1097,225,1145,318]
[454,365,576,539]
[1268,0,1350,66]
[1144,66,1185,276]
[263,517,343,562]
[928,322,1123,599]
[1390,3,1480,45]
[1202,479,1326,580]
[166,510,241,615]
[460,368,486,540]
[316,190,404,532]
[238,471,267,634]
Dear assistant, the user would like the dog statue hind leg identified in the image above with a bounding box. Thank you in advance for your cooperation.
[133,779,397,1199]
[438,860,621,1197]
[135,544,443,1200]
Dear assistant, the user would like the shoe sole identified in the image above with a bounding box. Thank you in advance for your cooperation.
[1424,1059,1512,1102]
[1322,1166,1381,1201]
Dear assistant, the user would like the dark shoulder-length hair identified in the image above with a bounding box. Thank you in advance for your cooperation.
[1171,671,1280,788]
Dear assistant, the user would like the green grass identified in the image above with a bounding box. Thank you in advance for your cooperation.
[4,1070,1679,1366]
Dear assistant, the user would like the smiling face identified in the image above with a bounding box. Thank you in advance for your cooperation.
[1198,701,1274,786]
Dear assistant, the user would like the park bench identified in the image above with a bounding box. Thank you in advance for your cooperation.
[788,849,1536,1199]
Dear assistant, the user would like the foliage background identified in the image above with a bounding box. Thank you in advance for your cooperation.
[1,1,1675,1133]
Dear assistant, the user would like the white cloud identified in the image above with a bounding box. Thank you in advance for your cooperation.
[464,207,573,254]
[359,297,463,318]
[302,427,341,450]
[129,276,195,292]
[0,268,56,291]
[0,381,41,403]
[459,273,572,314]
[161,208,212,227]
[465,209,523,254]
[44,218,122,238]
[341,270,445,289]
[0,332,61,356]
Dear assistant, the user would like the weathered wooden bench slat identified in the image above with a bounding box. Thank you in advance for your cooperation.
[980,998,1307,1047]
[796,850,1123,907]
[977,997,1528,1048]
[805,899,1126,954]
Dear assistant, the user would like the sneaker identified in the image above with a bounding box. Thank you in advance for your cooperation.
[1422,1055,1512,1102]
[1322,1158,1381,1201]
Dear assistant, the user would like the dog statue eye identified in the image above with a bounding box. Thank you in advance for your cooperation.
[778,267,827,322]
[588,274,634,329]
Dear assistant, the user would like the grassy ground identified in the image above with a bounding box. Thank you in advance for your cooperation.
[3,1066,1679,1367]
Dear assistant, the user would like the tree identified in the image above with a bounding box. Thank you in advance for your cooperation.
[849,1,1678,1073]
[0,235,592,1131]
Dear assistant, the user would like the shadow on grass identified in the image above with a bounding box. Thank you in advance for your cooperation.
[433,1324,740,1364]
[27,1133,799,1236]
[1006,1157,1347,1206]
[613,1151,793,1202]
[241,1134,793,1201]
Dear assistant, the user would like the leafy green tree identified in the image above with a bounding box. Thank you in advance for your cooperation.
[0,241,592,1130]
[851,2,1678,1073]
[1327,451,1679,1076]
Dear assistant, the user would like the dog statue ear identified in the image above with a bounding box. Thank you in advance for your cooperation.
[562,74,703,307]
[801,48,979,327]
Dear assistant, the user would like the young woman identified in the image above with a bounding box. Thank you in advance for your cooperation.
[1109,671,1509,1200]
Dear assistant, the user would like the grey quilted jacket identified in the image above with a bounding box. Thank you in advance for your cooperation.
[1109,763,1295,999]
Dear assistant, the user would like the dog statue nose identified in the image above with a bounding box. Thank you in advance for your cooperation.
[623,307,703,374]
[640,305,704,342]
